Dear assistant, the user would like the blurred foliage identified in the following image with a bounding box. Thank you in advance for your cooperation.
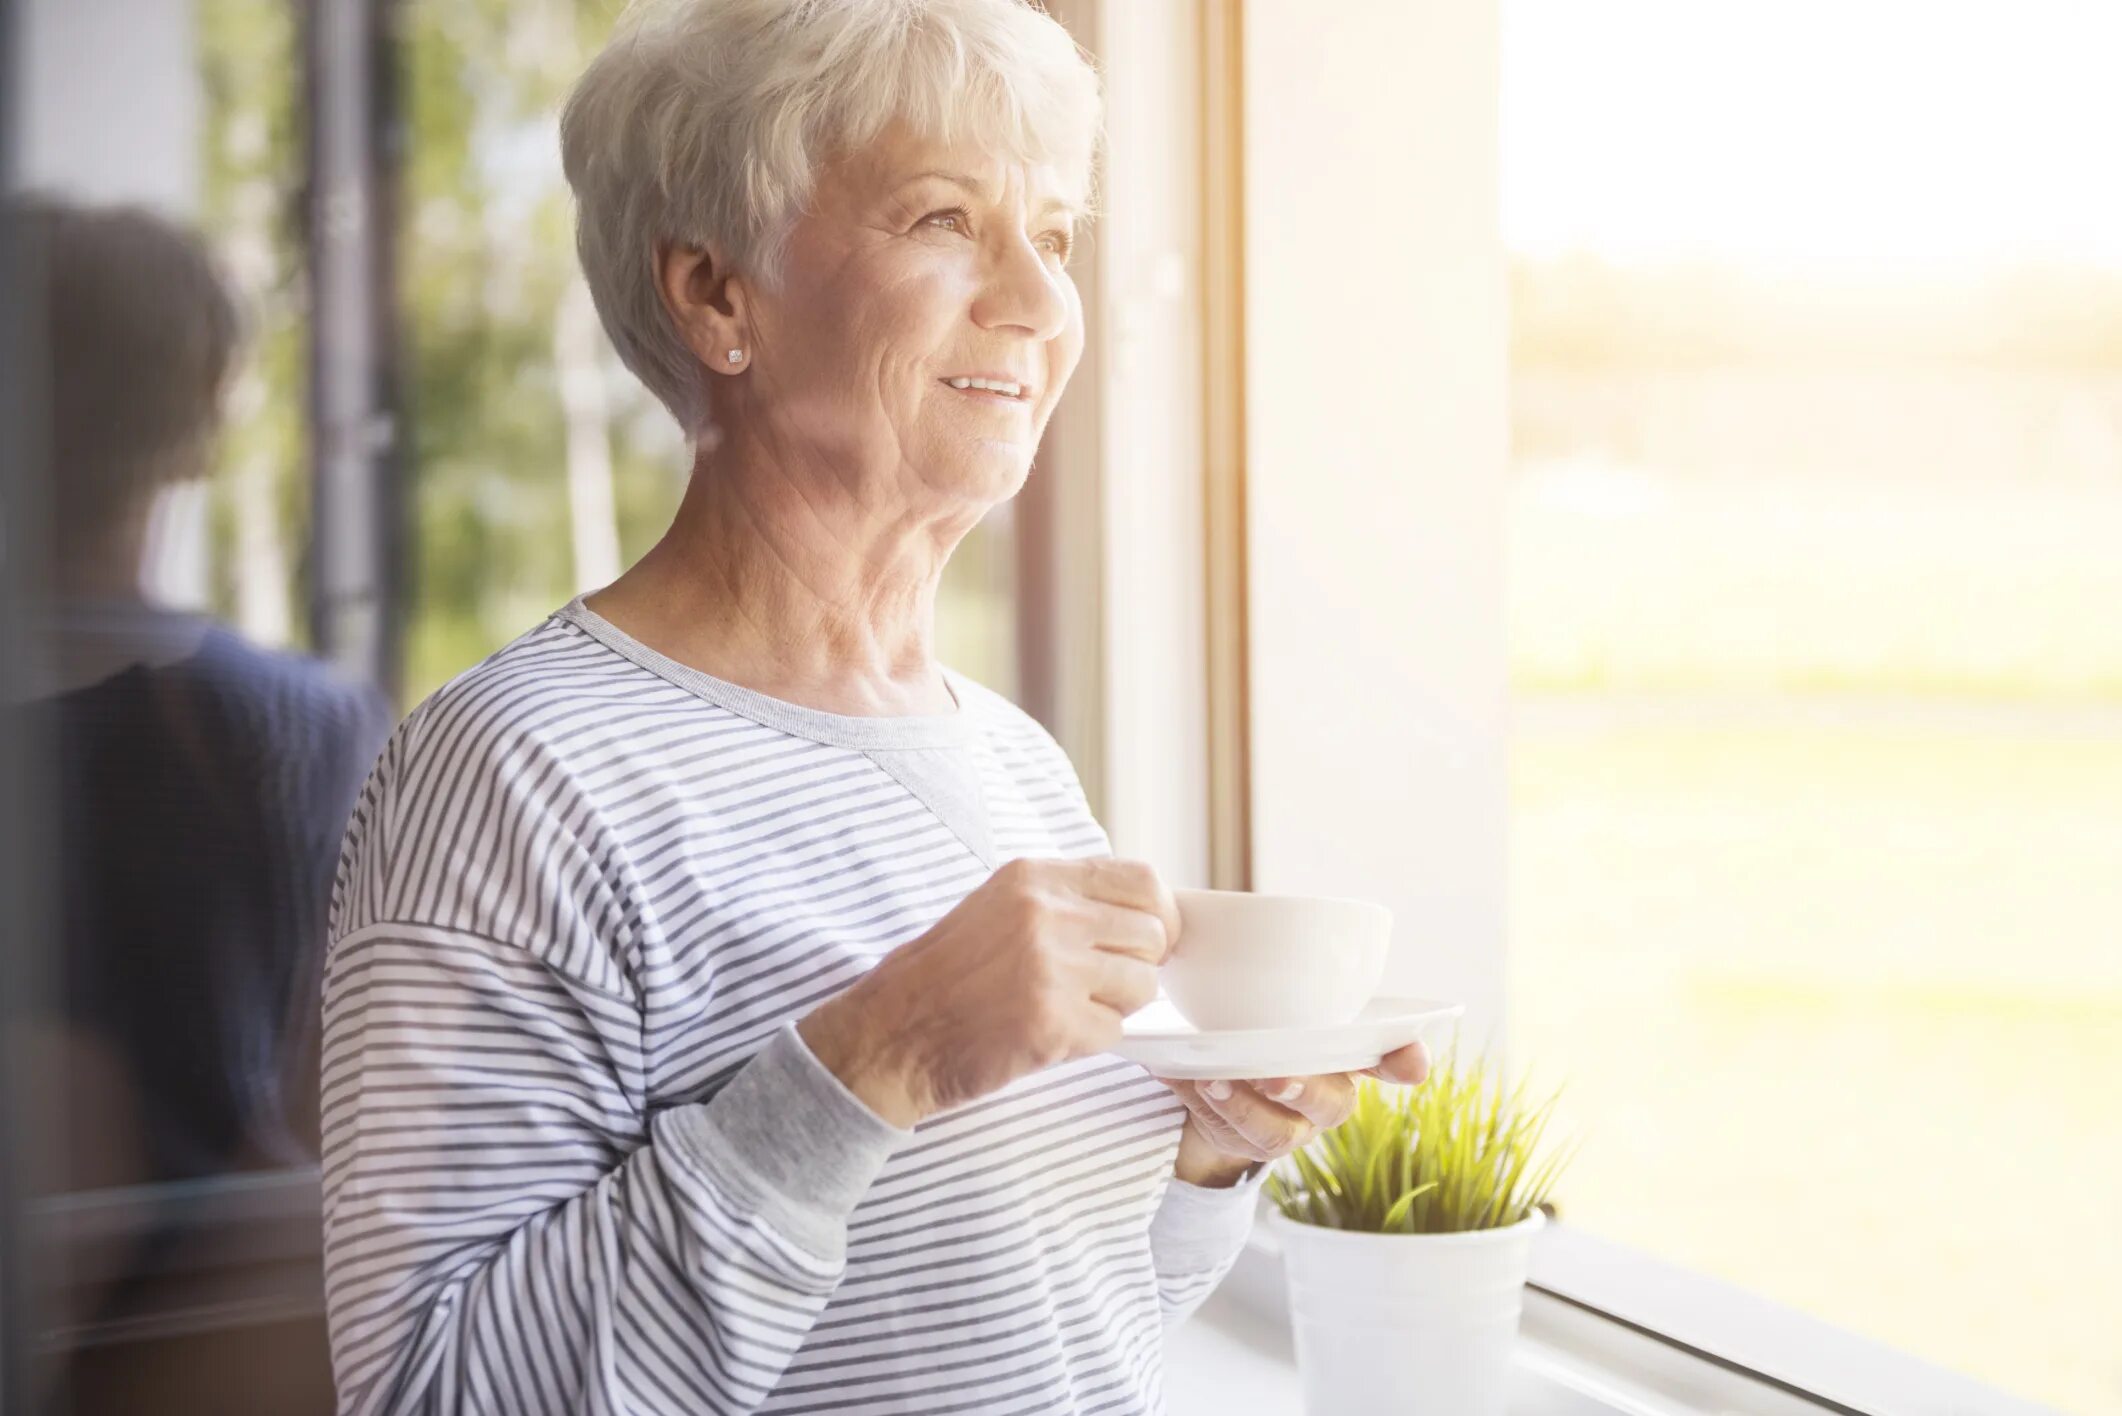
[197,0,687,708]
[198,0,310,646]
[397,0,687,705]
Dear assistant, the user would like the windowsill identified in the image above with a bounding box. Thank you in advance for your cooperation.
[29,1168,325,1349]
[1167,1220,2051,1416]
[29,1173,2053,1415]
[1166,1282,1719,1416]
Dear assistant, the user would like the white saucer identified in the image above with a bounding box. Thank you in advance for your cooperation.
[1112,996,1464,1080]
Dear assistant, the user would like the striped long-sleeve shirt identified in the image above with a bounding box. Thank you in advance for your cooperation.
[320,598,1259,1415]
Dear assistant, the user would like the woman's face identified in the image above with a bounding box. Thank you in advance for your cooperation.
[733,121,1086,512]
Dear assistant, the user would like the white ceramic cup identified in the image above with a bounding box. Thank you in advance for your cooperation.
[1162,889,1391,1031]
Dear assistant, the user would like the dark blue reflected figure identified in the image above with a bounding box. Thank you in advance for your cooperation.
[12,198,389,1410]
[44,618,390,1182]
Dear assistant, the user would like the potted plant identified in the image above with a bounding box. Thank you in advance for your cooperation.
[1266,1055,1576,1416]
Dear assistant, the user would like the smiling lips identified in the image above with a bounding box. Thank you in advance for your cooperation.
[940,374,1031,402]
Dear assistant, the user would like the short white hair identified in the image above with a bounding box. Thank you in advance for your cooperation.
[560,0,1102,439]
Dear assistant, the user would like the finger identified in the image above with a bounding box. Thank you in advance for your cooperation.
[1078,898,1171,964]
[1245,1072,1358,1129]
[1162,1078,1213,1120]
[1168,1088,1277,1163]
[1363,1040,1432,1086]
[1197,1078,1312,1154]
[1078,859,1182,960]
[1085,951,1160,1016]
[1147,872,1182,959]
[1165,1082,1269,1158]
[1162,1082,1256,1147]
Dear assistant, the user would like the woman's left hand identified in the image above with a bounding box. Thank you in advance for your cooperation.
[1162,1041,1431,1187]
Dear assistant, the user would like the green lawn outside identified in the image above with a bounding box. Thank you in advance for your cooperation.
[1509,716,2122,1413]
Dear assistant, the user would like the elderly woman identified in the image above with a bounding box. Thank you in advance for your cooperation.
[320,2,1423,1411]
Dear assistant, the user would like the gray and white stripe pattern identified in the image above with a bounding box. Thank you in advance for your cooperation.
[321,599,1258,1414]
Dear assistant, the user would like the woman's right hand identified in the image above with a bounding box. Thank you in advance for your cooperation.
[797,857,1179,1128]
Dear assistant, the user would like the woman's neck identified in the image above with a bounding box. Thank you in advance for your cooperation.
[587,443,976,718]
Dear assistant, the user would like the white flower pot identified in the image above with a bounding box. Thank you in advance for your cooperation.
[1268,1208,1546,1416]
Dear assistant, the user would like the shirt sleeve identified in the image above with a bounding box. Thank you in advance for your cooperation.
[1146,1166,1267,1328]
[320,923,908,1416]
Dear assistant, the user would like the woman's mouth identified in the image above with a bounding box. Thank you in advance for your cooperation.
[940,376,1031,405]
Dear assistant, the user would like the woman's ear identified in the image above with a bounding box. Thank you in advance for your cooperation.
[656,239,750,375]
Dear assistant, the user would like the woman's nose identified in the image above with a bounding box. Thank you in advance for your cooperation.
[970,232,1070,342]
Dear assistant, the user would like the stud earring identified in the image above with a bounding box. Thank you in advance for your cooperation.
[726,348,744,364]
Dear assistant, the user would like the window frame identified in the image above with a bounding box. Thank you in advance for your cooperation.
[1028,0,1220,884]
[1526,1225,2046,1416]
[306,0,406,697]
[3,1,49,1404]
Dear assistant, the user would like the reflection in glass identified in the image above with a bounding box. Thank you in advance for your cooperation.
[12,198,389,1412]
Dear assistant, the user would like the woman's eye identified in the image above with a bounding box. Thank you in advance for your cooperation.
[920,208,1072,263]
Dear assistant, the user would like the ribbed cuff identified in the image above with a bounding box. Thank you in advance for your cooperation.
[1149,1165,1268,1274]
[662,1023,912,1259]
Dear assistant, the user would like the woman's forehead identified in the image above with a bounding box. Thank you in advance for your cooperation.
[849,122,1089,214]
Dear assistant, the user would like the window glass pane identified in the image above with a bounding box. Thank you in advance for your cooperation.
[1504,4,2122,1411]
[8,1,365,1405]
[11,3,1025,1407]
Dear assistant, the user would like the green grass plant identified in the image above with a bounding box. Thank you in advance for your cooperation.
[1268,1054,1576,1234]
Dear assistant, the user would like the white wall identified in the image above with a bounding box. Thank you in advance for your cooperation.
[1242,0,1510,1039]
[14,0,201,214]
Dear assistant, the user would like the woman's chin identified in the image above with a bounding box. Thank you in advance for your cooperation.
[937,446,1034,501]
